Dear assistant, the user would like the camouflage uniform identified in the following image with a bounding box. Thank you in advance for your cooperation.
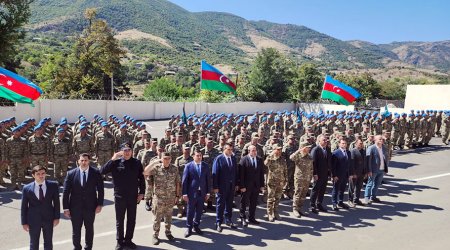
[149,163,180,237]
[282,143,297,198]
[290,150,313,212]
[115,132,134,151]
[0,137,5,183]
[264,154,287,220]
[159,136,171,150]
[73,134,94,156]
[166,143,183,164]
[28,134,50,178]
[442,116,450,144]
[94,132,115,168]
[174,155,193,215]
[51,136,72,183]
[5,136,28,185]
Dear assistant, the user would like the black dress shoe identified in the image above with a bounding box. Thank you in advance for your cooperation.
[166,233,175,242]
[310,207,319,214]
[216,224,223,232]
[194,227,203,235]
[299,211,307,217]
[226,222,237,229]
[372,197,381,203]
[338,202,350,209]
[332,204,339,211]
[248,219,260,225]
[184,229,192,238]
[354,199,364,206]
[115,242,124,250]
[124,241,137,249]
[317,204,328,212]
[145,201,152,211]
[242,219,248,227]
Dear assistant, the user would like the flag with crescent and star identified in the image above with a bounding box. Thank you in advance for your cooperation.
[0,67,43,106]
[321,75,361,105]
[200,60,237,93]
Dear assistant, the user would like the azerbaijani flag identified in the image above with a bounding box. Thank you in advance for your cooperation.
[321,75,361,105]
[0,67,43,106]
[201,60,236,93]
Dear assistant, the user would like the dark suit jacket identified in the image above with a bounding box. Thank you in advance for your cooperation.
[212,154,239,193]
[238,155,265,190]
[350,148,367,176]
[21,180,60,226]
[182,161,210,199]
[331,149,351,178]
[366,144,389,173]
[62,167,104,213]
[311,145,332,177]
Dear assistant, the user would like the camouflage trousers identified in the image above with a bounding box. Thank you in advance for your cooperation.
[8,158,25,185]
[267,182,284,217]
[425,129,434,144]
[283,165,295,197]
[435,123,442,135]
[293,171,312,211]
[30,154,47,169]
[396,132,405,146]
[97,151,112,168]
[0,162,6,183]
[405,132,414,147]
[442,129,450,144]
[418,130,427,144]
[152,197,174,236]
[391,131,400,146]
[144,177,154,201]
[53,156,69,183]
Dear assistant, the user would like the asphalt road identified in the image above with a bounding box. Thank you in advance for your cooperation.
[1,121,449,250]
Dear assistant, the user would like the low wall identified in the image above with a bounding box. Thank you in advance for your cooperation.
[1,100,355,123]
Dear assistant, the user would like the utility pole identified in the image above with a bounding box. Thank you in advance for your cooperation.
[111,73,114,101]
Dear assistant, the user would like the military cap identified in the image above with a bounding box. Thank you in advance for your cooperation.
[57,128,65,133]
[176,132,183,137]
[141,130,150,135]
[206,136,214,141]
[79,125,87,130]
[120,124,127,129]
[120,143,132,150]
[162,152,171,157]
[300,141,313,148]
[287,134,295,139]
[251,132,259,138]
[165,127,172,131]
[101,122,109,127]
[33,125,42,131]
[12,126,21,132]
[151,138,158,142]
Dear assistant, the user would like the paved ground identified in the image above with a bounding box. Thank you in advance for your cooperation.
[1,120,449,250]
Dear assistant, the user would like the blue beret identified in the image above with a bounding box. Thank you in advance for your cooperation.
[60,121,67,125]
[57,128,65,133]
[101,122,109,127]
[79,125,87,130]
[33,125,42,131]
[12,126,21,132]
[120,124,128,129]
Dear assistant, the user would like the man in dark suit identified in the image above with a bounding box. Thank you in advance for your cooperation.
[101,143,145,250]
[63,153,104,250]
[212,143,239,232]
[238,145,265,226]
[182,150,210,238]
[21,165,60,250]
[364,135,389,204]
[310,135,331,213]
[349,139,367,206]
[331,139,351,211]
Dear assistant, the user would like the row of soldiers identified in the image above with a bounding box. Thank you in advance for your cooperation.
[0,114,150,189]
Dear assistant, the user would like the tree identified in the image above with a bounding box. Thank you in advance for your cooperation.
[245,48,294,102]
[289,63,323,102]
[44,8,129,99]
[143,77,197,101]
[0,0,33,70]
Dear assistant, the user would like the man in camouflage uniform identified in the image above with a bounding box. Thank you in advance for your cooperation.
[201,136,220,210]
[442,112,450,145]
[142,141,162,212]
[174,145,193,218]
[28,125,50,176]
[0,134,5,184]
[73,125,94,157]
[115,124,134,151]
[144,152,180,245]
[159,128,172,150]
[51,128,73,184]
[166,133,184,164]
[404,114,415,149]
[282,135,297,199]
[290,141,313,217]
[5,126,28,189]
[132,130,149,157]
[94,122,115,169]
[264,144,287,222]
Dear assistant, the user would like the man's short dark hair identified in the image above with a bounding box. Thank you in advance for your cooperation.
[194,149,202,155]
[79,153,91,159]
[223,142,233,149]
[31,165,47,175]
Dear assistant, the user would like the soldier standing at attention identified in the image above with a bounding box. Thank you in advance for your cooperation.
[174,145,193,218]
[73,125,94,157]
[290,141,313,218]
[94,122,115,170]
[6,126,29,190]
[51,128,73,184]
[264,144,287,222]
[28,125,50,177]
[144,152,180,246]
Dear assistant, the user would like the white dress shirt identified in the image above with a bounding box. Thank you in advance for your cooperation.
[80,167,89,186]
[34,181,47,199]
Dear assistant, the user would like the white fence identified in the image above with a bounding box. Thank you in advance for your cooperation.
[1,100,354,123]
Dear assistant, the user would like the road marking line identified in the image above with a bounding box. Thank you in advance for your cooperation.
[391,172,450,185]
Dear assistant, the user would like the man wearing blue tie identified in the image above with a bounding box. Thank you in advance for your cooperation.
[331,139,351,211]
[213,143,239,232]
[21,165,60,250]
[63,153,104,250]
[182,150,210,238]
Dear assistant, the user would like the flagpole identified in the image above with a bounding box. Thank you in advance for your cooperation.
[235,72,239,96]
[200,60,203,91]
[111,73,114,101]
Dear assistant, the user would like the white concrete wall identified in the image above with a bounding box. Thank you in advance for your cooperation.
[0,100,355,123]
[404,85,450,111]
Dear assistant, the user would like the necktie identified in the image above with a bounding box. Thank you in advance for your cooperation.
[227,157,232,168]
[39,184,44,201]
[323,148,327,158]
[343,150,347,159]
[83,171,87,187]
[197,164,201,177]
[252,157,257,169]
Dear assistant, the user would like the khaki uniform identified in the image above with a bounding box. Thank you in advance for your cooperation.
[264,154,287,219]
[95,132,115,168]
[5,136,28,185]
[73,134,94,156]
[51,137,72,183]
[28,135,50,170]
[174,155,193,214]
[290,150,313,211]
[166,143,183,164]
[149,164,180,237]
